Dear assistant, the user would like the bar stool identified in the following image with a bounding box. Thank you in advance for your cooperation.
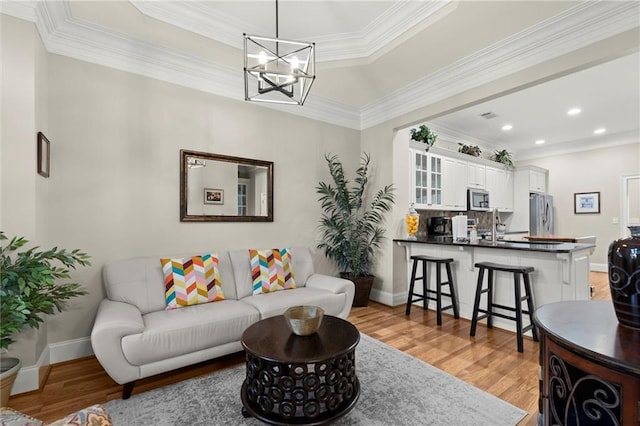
[470,262,538,353]
[405,255,460,325]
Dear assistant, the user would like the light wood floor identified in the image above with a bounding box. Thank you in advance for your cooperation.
[7,272,610,425]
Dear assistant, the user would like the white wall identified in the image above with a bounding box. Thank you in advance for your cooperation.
[518,143,640,266]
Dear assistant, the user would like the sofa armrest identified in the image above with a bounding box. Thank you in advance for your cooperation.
[90,299,145,385]
[306,274,355,319]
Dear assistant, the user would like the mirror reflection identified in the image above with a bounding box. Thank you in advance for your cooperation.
[180,150,273,222]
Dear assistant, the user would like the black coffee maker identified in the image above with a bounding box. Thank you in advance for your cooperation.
[427,216,450,236]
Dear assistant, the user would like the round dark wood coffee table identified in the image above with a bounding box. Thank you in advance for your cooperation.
[240,315,360,425]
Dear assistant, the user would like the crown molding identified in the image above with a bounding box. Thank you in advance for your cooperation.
[131,1,260,50]
[27,1,362,130]
[360,1,640,129]
[131,0,452,63]
[0,0,37,22]
[3,1,638,133]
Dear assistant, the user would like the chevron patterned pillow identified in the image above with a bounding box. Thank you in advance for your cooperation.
[249,248,296,295]
[160,254,225,310]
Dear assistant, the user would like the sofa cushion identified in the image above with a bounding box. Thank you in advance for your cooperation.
[121,300,259,365]
[249,248,296,295]
[161,254,225,309]
[230,247,315,299]
[240,287,347,319]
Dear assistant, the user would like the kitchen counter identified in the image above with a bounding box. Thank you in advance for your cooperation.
[393,236,594,335]
[393,236,595,253]
[524,235,578,243]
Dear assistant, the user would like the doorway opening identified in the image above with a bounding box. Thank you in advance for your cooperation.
[621,174,640,237]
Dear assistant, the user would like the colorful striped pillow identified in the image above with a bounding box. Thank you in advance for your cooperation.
[160,254,225,310]
[249,248,296,295]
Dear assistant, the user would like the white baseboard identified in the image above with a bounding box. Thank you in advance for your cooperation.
[591,263,607,273]
[12,346,49,395]
[370,288,406,307]
[49,337,94,364]
[11,337,94,395]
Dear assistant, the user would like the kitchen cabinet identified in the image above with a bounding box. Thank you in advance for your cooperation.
[442,157,467,210]
[486,166,514,212]
[408,145,516,212]
[527,167,547,193]
[467,163,486,189]
[410,149,442,209]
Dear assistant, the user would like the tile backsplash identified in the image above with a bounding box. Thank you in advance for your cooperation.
[415,210,497,237]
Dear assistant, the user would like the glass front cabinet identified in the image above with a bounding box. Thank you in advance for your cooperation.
[411,148,442,209]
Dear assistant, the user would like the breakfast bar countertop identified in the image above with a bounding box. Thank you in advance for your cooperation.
[393,236,595,253]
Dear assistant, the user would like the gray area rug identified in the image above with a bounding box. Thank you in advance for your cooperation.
[104,334,526,425]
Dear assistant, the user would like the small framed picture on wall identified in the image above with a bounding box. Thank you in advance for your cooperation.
[204,188,224,205]
[37,132,50,178]
[574,192,600,214]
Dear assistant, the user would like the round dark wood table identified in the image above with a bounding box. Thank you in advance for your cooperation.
[533,300,640,425]
[240,315,360,425]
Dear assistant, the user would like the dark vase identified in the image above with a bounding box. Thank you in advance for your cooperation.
[607,226,640,329]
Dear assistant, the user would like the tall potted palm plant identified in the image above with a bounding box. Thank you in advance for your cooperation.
[0,232,90,405]
[316,153,395,306]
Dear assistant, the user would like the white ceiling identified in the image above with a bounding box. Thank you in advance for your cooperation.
[3,0,639,158]
[427,51,640,159]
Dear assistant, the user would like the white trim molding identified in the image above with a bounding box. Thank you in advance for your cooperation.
[360,1,640,129]
[131,0,455,63]
[2,1,638,131]
[11,337,94,395]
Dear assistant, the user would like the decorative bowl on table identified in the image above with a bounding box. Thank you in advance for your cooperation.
[284,306,324,336]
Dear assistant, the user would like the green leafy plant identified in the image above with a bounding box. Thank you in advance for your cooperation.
[410,125,438,147]
[458,143,482,157]
[0,232,90,350]
[491,149,514,168]
[316,153,395,277]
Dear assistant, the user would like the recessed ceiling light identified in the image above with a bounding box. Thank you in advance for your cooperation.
[594,128,606,135]
[535,140,545,145]
[567,108,582,116]
[501,124,513,131]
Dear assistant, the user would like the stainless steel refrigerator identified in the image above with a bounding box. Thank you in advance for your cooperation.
[530,194,554,235]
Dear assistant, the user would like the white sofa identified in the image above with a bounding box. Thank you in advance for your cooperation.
[90,247,355,399]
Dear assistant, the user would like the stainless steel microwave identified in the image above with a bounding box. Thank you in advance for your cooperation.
[468,189,490,211]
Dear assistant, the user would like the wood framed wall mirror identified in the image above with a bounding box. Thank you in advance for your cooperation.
[180,149,274,222]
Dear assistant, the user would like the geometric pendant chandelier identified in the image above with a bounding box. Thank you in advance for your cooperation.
[243,0,316,105]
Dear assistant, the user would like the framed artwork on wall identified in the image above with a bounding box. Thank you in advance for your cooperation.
[204,188,224,205]
[574,192,600,214]
[37,132,50,178]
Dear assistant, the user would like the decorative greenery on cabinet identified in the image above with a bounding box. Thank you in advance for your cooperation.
[491,149,514,168]
[409,125,438,148]
[458,144,482,157]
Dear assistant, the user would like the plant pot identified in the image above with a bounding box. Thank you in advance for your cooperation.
[0,357,21,406]
[341,274,374,307]
[607,227,640,329]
